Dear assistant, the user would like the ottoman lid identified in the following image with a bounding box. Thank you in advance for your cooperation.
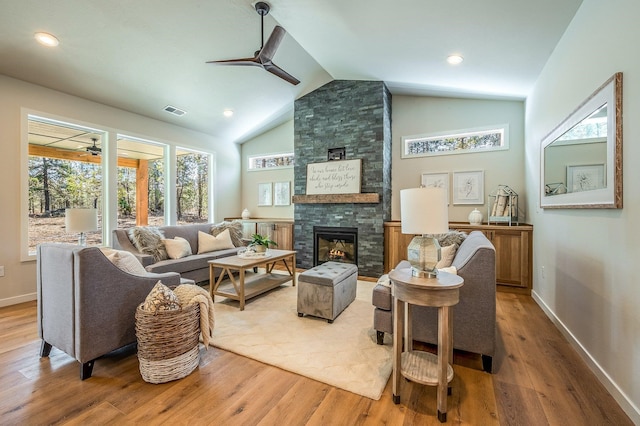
[300,261,358,287]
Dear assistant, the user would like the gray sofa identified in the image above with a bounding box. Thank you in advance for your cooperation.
[112,223,242,283]
[372,230,497,372]
[37,243,182,379]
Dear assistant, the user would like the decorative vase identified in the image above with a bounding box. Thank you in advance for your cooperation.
[468,208,483,225]
[241,208,250,220]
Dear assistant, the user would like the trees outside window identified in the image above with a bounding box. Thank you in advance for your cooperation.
[176,149,210,224]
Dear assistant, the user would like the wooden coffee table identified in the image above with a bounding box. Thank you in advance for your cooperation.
[208,249,296,310]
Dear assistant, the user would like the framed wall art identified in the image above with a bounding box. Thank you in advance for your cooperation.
[273,181,291,206]
[257,182,272,206]
[453,170,484,204]
[421,172,450,204]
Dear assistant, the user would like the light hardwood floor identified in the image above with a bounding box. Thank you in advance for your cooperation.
[0,291,632,425]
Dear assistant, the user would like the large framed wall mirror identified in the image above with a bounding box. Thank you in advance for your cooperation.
[541,73,622,209]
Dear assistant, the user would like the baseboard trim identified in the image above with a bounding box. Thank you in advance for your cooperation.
[0,292,36,308]
[531,289,640,424]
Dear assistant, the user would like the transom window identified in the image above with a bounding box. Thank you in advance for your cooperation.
[401,124,509,158]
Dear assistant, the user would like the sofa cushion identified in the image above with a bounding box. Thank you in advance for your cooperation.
[163,236,192,259]
[210,221,244,247]
[146,248,239,275]
[101,248,149,276]
[198,230,235,254]
[436,244,458,268]
[128,227,168,262]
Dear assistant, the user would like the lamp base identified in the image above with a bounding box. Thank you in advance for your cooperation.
[411,267,438,278]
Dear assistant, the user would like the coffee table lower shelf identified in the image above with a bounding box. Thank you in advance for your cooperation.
[213,272,292,303]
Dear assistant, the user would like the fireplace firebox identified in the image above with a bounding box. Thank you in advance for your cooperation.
[313,226,358,266]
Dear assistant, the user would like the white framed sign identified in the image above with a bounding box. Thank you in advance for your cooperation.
[306,159,361,195]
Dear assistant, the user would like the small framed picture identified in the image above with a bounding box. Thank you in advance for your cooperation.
[327,147,346,161]
[566,164,605,192]
[453,170,484,204]
[421,172,450,205]
[258,182,272,206]
[273,181,291,206]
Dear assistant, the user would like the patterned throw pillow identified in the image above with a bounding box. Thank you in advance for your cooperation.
[430,231,467,247]
[142,281,181,313]
[128,227,168,262]
[210,221,244,247]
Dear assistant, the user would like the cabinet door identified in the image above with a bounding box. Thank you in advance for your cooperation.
[490,229,529,289]
[256,222,293,250]
[241,221,257,239]
[383,226,416,272]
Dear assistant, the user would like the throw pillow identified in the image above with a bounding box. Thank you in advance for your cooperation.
[162,236,193,259]
[210,221,244,247]
[128,227,168,262]
[436,244,458,268]
[430,230,467,248]
[198,229,235,254]
[103,249,148,275]
[142,281,181,313]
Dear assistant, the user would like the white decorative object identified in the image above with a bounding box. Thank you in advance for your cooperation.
[241,208,251,219]
[468,208,483,225]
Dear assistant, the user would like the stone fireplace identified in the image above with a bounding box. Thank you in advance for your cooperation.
[314,226,358,265]
[293,80,392,277]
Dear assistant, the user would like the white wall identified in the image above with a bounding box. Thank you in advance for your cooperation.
[0,75,241,307]
[391,96,525,222]
[240,120,295,219]
[525,0,640,420]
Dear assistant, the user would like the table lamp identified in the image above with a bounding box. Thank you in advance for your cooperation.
[400,187,449,278]
[65,208,98,246]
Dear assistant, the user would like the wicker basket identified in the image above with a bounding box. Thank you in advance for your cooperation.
[135,303,201,384]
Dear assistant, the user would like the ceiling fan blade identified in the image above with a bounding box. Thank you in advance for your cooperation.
[206,57,261,66]
[257,26,286,63]
[263,62,300,85]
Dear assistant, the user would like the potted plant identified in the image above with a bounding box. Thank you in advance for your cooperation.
[249,233,277,253]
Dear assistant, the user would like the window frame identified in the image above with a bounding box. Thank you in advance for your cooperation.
[401,124,510,159]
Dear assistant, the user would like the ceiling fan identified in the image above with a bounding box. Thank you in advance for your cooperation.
[206,1,300,85]
[86,138,101,156]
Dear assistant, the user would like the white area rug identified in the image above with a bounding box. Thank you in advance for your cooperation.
[211,279,392,400]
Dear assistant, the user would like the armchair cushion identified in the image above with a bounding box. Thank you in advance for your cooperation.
[101,248,148,275]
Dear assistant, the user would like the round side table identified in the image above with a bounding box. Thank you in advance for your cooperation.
[389,267,464,423]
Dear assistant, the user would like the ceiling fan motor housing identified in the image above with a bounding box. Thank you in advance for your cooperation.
[255,2,270,16]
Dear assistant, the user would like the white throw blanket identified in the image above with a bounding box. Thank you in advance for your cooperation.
[174,284,215,347]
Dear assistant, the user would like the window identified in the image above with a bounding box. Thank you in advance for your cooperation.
[27,116,104,254]
[117,136,166,227]
[176,148,211,224]
[401,124,509,158]
[248,152,294,170]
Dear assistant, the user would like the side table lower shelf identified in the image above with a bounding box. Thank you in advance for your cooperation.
[400,351,454,386]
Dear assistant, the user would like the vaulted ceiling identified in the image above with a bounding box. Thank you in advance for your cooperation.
[0,0,583,144]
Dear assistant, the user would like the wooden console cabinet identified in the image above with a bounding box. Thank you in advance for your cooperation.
[225,218,294,251]
[384,222,533,294]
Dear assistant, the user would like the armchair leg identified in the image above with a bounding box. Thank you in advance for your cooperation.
[376,330,385,345]
[40,341,52,357]
[81,360,95,380]
[481,355,493,373]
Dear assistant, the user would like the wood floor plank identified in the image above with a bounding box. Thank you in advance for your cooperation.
[0,291,633,425]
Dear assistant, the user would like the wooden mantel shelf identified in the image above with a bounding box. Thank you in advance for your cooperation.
[292,193,380,204]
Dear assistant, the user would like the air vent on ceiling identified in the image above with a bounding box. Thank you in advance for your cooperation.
[163,105,187,116]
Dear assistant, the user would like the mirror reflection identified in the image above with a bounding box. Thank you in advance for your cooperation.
[544,104,607,196]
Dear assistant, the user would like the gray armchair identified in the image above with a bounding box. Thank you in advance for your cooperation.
[37,243,181,379]
[373,231,497,372]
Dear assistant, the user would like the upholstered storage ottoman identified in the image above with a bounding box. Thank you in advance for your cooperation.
[297,261,358,323]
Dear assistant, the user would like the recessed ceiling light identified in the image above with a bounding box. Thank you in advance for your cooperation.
[223,109,234,117]
[34,32,59,47]
[447,55,464,65]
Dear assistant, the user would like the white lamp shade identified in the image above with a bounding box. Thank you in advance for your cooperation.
[400,187,449,235]
[65,208,98,233]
